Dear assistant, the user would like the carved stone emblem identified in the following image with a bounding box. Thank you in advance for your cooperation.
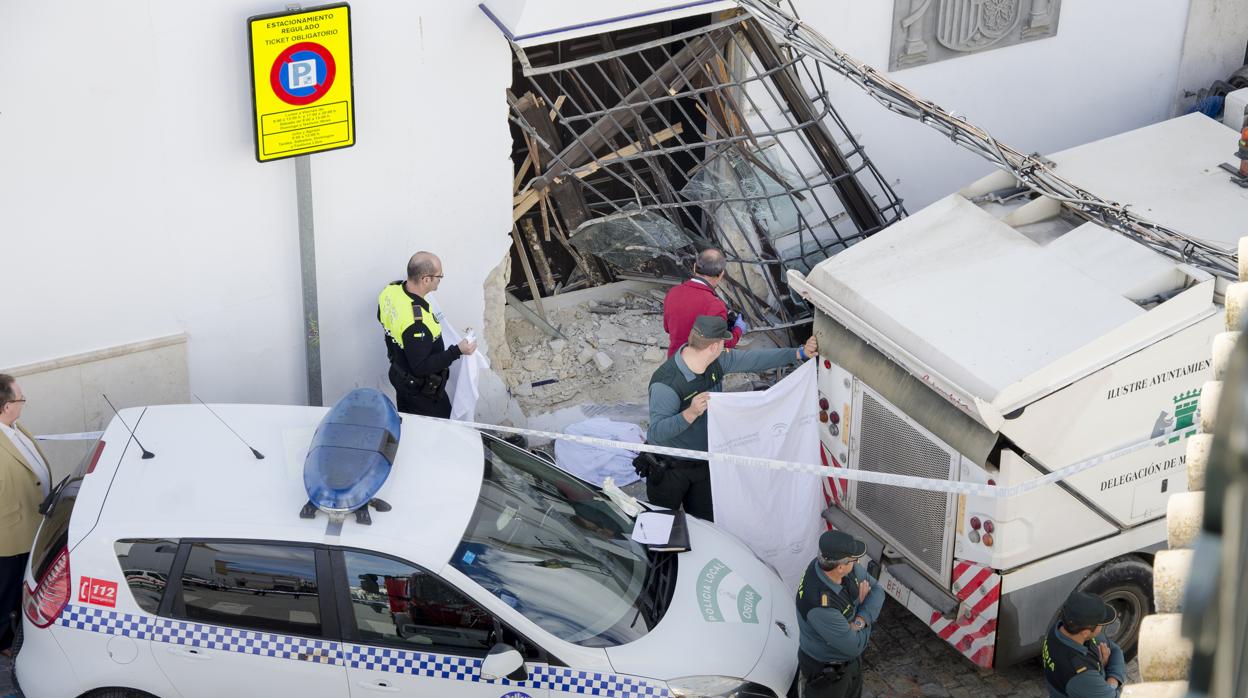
[936,0,1021,52]
[889,0,1060,70]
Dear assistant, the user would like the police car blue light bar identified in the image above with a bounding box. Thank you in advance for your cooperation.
[302,389,401,521]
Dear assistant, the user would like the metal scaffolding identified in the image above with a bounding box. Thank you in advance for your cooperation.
[506,11,905,337]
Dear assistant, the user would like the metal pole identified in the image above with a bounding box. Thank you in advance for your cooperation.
[295,155,322,406]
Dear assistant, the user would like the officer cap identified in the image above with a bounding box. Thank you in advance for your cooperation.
[819,530,866,562]
[1060,591,1117,629]
[691,315,734,340]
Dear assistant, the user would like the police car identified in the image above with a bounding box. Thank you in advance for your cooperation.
[13,389,797,697]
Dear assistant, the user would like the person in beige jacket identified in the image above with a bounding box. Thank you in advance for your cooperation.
[0,374,49,656]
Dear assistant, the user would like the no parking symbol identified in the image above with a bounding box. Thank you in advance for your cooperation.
[270,42,337,106]
[248,3,354,161]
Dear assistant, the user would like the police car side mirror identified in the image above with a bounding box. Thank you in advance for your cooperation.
[480,643,526,682]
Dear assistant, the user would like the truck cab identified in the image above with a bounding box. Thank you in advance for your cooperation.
[787,113,1248,667]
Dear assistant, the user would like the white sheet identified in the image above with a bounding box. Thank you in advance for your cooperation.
[554,417,645,487]
[707,360,826,592]
[428,295,490,421]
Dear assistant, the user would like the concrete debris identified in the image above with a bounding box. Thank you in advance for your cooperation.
[578,346,597,365]
[498,282,779,417]
[593,351,614,373]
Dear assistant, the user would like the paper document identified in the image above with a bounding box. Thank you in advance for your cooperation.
[630,512,675,545]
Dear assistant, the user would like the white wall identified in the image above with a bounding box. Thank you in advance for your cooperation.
[0,0,514,409]
[1174,0,1248,115]
[790,0,1195,209]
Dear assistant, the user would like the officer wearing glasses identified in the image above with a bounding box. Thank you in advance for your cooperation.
[795,530,885,698]
[377,251,476,418]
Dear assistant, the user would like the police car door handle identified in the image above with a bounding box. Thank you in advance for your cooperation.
[357,679,400,693]
[168,647,211,661]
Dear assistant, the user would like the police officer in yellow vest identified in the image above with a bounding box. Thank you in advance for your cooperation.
[378,251,476,418]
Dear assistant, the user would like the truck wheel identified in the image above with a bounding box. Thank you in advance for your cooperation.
[1075,557,1153,661]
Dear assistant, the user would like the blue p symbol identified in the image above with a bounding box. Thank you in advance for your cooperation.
[288,59,317,89]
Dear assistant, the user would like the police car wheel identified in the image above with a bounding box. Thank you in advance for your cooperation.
[1076,557,1153,662]
[84,689,158,698]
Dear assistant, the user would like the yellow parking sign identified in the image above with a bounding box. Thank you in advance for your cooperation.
[248,4,355,162]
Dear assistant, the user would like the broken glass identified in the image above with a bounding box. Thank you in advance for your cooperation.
[569,205,696,269]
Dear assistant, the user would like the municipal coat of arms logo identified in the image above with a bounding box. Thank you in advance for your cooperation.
[936,0,1022,52]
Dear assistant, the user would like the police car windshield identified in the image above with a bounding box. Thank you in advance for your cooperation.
[452,438,654,647]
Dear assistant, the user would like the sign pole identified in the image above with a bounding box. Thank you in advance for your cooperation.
[295,154,322,406]
[248,2,354,406]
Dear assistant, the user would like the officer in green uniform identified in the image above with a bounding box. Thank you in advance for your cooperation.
[644,315,816,521]
[377,251,476,418]
[795,530,884,698]
[1042,591,1127,697]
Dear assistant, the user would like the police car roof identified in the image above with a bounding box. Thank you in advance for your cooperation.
[91,403,484,568]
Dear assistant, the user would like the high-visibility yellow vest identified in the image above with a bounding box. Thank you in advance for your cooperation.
[377,283,441,349]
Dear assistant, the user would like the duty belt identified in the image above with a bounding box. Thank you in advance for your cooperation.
[390,364,449,399]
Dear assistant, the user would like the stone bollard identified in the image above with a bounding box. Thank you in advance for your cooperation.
[1166,492,1203,549]
[1185,433,1212,492]
[1153,549,1193,614]
[1211,332,1240,380]
[1225,282,1248,330]
[1138,614,1192,682]
[1197,381,1222,434]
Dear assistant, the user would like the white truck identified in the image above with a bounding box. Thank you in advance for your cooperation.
[787,112,1248,668]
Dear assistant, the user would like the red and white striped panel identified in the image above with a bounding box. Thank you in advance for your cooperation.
[819,442,848,506]
[930,559,1001,668]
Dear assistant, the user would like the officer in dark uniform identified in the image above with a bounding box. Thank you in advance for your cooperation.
[1041,591,1127,697]
[795,530,884,698]
[377,251,475,418]
[644,315,816,521]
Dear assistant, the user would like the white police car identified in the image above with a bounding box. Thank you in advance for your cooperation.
[13,389,797,697]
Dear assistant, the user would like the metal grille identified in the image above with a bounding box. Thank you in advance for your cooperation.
[506,12,905,338]
[854,390,955,581]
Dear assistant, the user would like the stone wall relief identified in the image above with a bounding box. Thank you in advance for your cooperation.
[890,0,1061,71]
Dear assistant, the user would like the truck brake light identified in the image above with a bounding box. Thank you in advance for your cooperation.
[23,546,70,628]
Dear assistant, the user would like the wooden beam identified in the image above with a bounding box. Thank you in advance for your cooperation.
[510,224,548,319]
[520,218,556,294]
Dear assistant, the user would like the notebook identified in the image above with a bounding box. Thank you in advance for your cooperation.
[630,510,690,553]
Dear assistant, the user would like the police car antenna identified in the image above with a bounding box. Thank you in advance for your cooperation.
[102,394,155,459]
[194,395,265,459]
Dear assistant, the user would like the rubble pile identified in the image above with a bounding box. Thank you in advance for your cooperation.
[500,292,669,414]
[500,288,763,417]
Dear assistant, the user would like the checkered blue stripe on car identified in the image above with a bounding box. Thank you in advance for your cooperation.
[341,645,670,696]
[58,606,673,696]
[59,605,341,664]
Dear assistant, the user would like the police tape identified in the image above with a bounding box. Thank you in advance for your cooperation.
[409,414,1185,500]
[35,431,106,442]
[37,418,1182,500]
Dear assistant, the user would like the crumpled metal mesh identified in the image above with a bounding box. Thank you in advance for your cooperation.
[680,146,808,240]
[569,205,695,269]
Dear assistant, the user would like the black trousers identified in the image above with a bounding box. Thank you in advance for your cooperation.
[389,366,452,419]
[799,652,861,698]
[645,458,714,521]
[395,389,451,419]
[1,553,29,652]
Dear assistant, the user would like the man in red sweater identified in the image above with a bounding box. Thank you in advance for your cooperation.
[663,248,747,357]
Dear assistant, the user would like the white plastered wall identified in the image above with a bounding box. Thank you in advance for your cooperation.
[1173,0,1248,115]
[788,0,1198,209]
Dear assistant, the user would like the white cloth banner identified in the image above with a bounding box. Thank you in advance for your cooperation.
[707,360,825,592]
[555,417,646,487]
[428,296,490,421]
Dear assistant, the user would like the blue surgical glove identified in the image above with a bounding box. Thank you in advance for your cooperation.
[733,315,748,334]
